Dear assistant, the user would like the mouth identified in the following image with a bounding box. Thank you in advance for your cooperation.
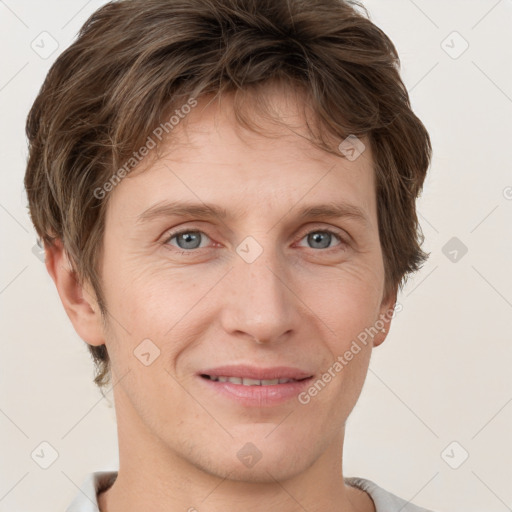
[200,374,310,386]
[196,365,314,407]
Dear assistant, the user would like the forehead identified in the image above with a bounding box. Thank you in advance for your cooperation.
[107,89,377,227]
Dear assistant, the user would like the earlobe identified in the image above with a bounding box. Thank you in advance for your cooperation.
[372,286,399,348]
[44,238,105,347]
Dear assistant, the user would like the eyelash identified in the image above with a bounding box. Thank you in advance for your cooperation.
[162,227,347,255]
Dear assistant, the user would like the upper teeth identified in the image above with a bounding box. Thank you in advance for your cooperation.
[207,376,298,385]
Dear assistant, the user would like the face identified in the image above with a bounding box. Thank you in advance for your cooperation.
[85,88,395,482]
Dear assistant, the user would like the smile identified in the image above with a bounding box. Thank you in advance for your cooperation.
[201,375,305,385]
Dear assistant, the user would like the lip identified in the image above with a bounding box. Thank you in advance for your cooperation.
[197,365,314,407]
[197,365,313,381]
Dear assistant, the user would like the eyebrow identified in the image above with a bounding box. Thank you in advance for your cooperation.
[136,200,370,227]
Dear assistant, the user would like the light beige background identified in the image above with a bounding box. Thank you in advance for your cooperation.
[1,1,511,510]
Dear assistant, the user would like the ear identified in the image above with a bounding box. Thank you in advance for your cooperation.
[372,284,399,348]
[44,238,105,347]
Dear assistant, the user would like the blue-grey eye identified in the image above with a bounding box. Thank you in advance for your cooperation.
[304,230,341,249]
[168,230,208,250]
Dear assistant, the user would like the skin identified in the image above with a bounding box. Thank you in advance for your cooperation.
[46,86,397,512]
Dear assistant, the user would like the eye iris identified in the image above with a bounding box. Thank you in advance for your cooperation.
[172,231,336,251]
[177,232,201,249]
[308,232,331,249]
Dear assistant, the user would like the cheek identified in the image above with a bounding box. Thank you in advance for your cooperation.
[300,260,384,335]
[103,262,220,365]
[302,270,378,409]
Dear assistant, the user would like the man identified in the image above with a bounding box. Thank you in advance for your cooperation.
[24,0,435,510]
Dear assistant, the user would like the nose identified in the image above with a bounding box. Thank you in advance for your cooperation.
[218,241,301,345]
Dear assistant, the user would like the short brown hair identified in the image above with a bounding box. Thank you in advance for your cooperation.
[24,0,432,390]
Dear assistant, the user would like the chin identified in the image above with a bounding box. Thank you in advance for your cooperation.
[206,455,309,484]
[200,437,313,483]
